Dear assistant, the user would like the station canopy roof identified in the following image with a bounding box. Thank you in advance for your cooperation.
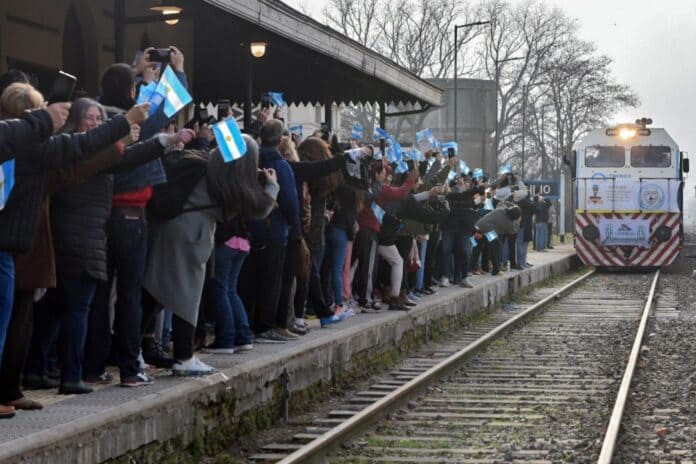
[190,0,443,107]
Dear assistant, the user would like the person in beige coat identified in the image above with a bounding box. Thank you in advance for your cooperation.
[143,135,278,376]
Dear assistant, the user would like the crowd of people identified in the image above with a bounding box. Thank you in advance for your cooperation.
[0,46,556,420]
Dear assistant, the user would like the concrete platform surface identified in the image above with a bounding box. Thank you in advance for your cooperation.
[0,245,576,464]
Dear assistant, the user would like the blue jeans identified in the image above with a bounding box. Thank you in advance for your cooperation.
[208,244,252,348]
[535,223,548,252]
[85,210,147,379]
[0,251,14,369]
[516,230,529,266]
[326,226,348,307]
[28,276,98,383]
[415,239,428,290]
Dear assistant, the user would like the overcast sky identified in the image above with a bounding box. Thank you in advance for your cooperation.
[285,0,696,216]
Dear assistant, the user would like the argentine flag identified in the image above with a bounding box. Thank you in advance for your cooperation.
[154,66,192,118]
[351,124,363,141]
[289,125,303,136]
[459,160,470,176]
[213,118,247,163]
[472,168,484,180]
[441,141,458,156]
[499,163,513,175]
[0,159,15,211]
[484,230,498,242]
[267,92,286,107]
[395,160,409,174]
[373,127,390,141]
[371,202,385,224]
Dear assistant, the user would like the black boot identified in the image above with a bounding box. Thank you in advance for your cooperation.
[142,337,175,368]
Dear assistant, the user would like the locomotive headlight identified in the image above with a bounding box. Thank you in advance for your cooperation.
[619,127,637,140]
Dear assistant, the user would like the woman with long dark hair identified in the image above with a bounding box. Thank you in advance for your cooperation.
[143,137,278,376]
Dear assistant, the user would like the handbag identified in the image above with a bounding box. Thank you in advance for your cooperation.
[296,238,311,280]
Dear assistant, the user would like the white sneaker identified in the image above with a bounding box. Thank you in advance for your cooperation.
[439,277,451,287]
[234,344,254,352]
[137,351,150,371]
[172,356,217,377]
[460,278,474,288]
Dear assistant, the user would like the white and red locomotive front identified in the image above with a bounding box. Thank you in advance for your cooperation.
[572,122,686,268]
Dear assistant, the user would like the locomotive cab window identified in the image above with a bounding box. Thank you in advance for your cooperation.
[630,146,671,168]
[585,146,625,167]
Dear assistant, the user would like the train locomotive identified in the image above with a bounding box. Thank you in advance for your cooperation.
[571,118,688,268]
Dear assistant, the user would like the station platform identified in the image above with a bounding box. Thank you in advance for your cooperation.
[0,245,577,464]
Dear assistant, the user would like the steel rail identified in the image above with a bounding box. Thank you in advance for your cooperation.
[277,269,596,464]
[597,269,661,463]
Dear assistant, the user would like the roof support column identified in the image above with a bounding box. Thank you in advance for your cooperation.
[244,51,253,131]
[324,99,333,132]
[379,101,387,153]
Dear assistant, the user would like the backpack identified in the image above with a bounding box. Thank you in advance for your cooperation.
[147,150,211,220]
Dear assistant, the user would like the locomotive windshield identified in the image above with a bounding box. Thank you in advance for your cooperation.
[630,146,671,167]
[585,146,625,167]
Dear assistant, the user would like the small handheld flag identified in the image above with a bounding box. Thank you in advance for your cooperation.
[459,160,470,176]
[470,236,478,248]
[472,168,484,180]
[137,82,157,105]
[289,125,303,136]
[152,66,192,118]
[371,202,385,224]
[484,198,495,210]
[267,92,286,107]
[440,141,458,156]
[499,163,513,175]
[213,118,247,163]
[395,160,409,174]
[447,170,457,183]
[373,127,390,141]
[351,124,363,141]
[0,159,15,211]
[485,230,498,242]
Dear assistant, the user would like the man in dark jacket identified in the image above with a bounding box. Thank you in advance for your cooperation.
[516,194,535,268]
[473,205,521,276]
[533,196,552,252]
[240,119,299,342]
[96,46,188,369]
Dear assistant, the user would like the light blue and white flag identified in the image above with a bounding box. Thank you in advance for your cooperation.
[289,124,303,136]
[267,91,286,107]
[373,127,390,141]
[412,149,425,162]
[415,128,429,143]
[447,170,457,183]
[153,66,193,117]
[0,159,15,210]
[469,236,478,248]
[484,230,498,242]
[499,163,513,175]
[472,168,484,180]
[351,124,363,141]
[213,118,247,163]
[395,159,409,174]
[484,198,495,210]
[386,136,402,163]
[371,202,385,224]
[440,141,458,156]
[137,81,157,105]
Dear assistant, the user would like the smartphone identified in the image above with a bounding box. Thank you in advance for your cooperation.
[217,99,230,120]
[260,93,272,109]
[47,71,77,104]
[147,48,171,63]
[447,147,455,158]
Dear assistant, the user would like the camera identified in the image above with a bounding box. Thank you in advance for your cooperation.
[148,48,171,63]
[446,147,455,158]
[258,169,267,186]
[217,99,230,120]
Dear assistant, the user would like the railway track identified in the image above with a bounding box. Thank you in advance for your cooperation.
[248,269,661,463]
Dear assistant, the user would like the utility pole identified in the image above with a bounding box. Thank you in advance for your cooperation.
[453,21,490,144]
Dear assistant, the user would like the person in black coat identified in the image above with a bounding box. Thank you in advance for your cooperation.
[516,194,535,268]
[0,85,148,397]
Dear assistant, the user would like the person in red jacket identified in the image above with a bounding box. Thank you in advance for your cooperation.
[353,160,417,311]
